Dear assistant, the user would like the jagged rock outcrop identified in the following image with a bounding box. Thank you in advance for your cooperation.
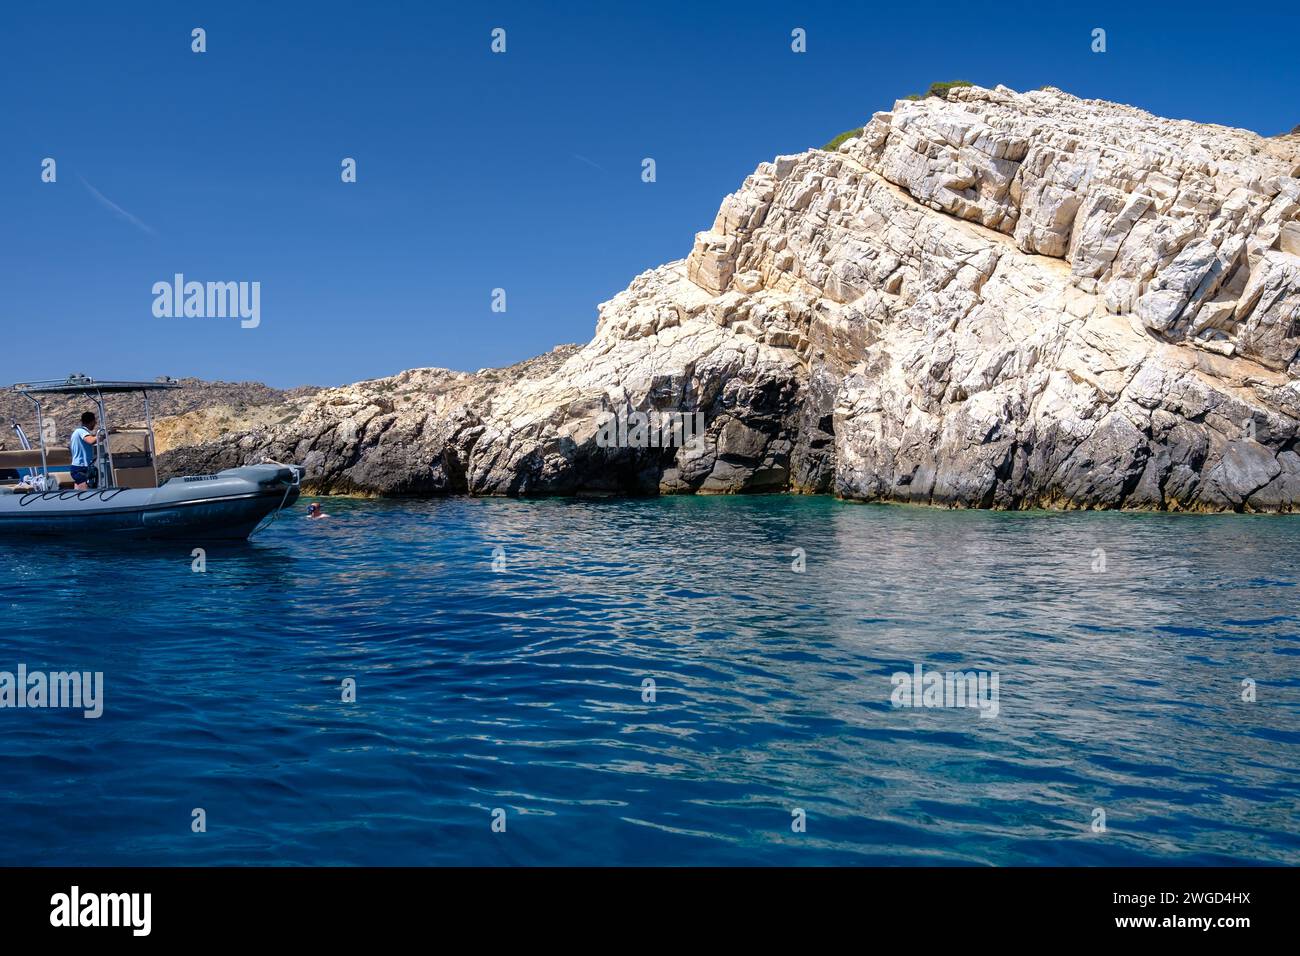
[162,86,1300,511]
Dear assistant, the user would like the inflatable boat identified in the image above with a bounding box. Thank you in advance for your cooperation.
[2,375,301,541]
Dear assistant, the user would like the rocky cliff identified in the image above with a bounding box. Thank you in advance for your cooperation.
[162,86,1300,511]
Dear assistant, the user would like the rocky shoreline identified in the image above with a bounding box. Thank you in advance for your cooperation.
[160,86,1300,511]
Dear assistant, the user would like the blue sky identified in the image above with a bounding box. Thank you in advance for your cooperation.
[3,0,1296,388]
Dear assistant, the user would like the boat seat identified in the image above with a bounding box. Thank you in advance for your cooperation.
[113,466,157,490]
[1,478,76,493]
[0,448,73,468]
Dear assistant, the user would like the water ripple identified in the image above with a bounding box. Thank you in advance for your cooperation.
[0,496,1296,865]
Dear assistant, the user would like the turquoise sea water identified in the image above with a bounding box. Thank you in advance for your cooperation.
[1,495,1297,865]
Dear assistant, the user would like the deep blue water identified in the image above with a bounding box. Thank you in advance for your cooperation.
[1,496,1297,866]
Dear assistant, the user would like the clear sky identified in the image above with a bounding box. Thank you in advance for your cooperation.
[3,0,1296,388]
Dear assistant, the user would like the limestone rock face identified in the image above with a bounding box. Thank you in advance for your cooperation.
[161,86,1300,511]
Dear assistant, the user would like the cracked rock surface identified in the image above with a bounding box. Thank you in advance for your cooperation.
[161,85,1300,511]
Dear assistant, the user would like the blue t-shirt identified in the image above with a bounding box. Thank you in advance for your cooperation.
[70,427,94,467]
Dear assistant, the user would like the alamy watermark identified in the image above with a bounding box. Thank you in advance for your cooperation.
[152,273,260,328]
[595,410,706,450]
[50,886,150,936]
[891,662,999,718]
[0,664,104,718]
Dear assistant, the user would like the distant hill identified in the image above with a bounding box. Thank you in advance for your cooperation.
[0,377,320,451]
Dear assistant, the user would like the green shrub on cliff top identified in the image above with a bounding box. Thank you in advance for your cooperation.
[821,127,864,151]
[821,81,975,151]
[923,79,974,99]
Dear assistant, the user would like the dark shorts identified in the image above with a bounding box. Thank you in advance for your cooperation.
[70,466,93,485]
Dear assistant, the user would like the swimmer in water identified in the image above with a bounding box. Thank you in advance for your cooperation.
[306,502,328,519]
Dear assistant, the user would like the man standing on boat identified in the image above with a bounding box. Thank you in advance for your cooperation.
[70,411,100,489]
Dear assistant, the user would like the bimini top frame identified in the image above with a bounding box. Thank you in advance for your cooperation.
[9,374,181,488]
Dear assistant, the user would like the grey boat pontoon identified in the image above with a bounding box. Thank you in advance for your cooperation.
[1,375,301,540]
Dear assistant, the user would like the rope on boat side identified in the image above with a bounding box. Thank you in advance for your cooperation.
[248,460,301,538]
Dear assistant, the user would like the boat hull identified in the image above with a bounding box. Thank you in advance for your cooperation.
[0,464,302,541]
